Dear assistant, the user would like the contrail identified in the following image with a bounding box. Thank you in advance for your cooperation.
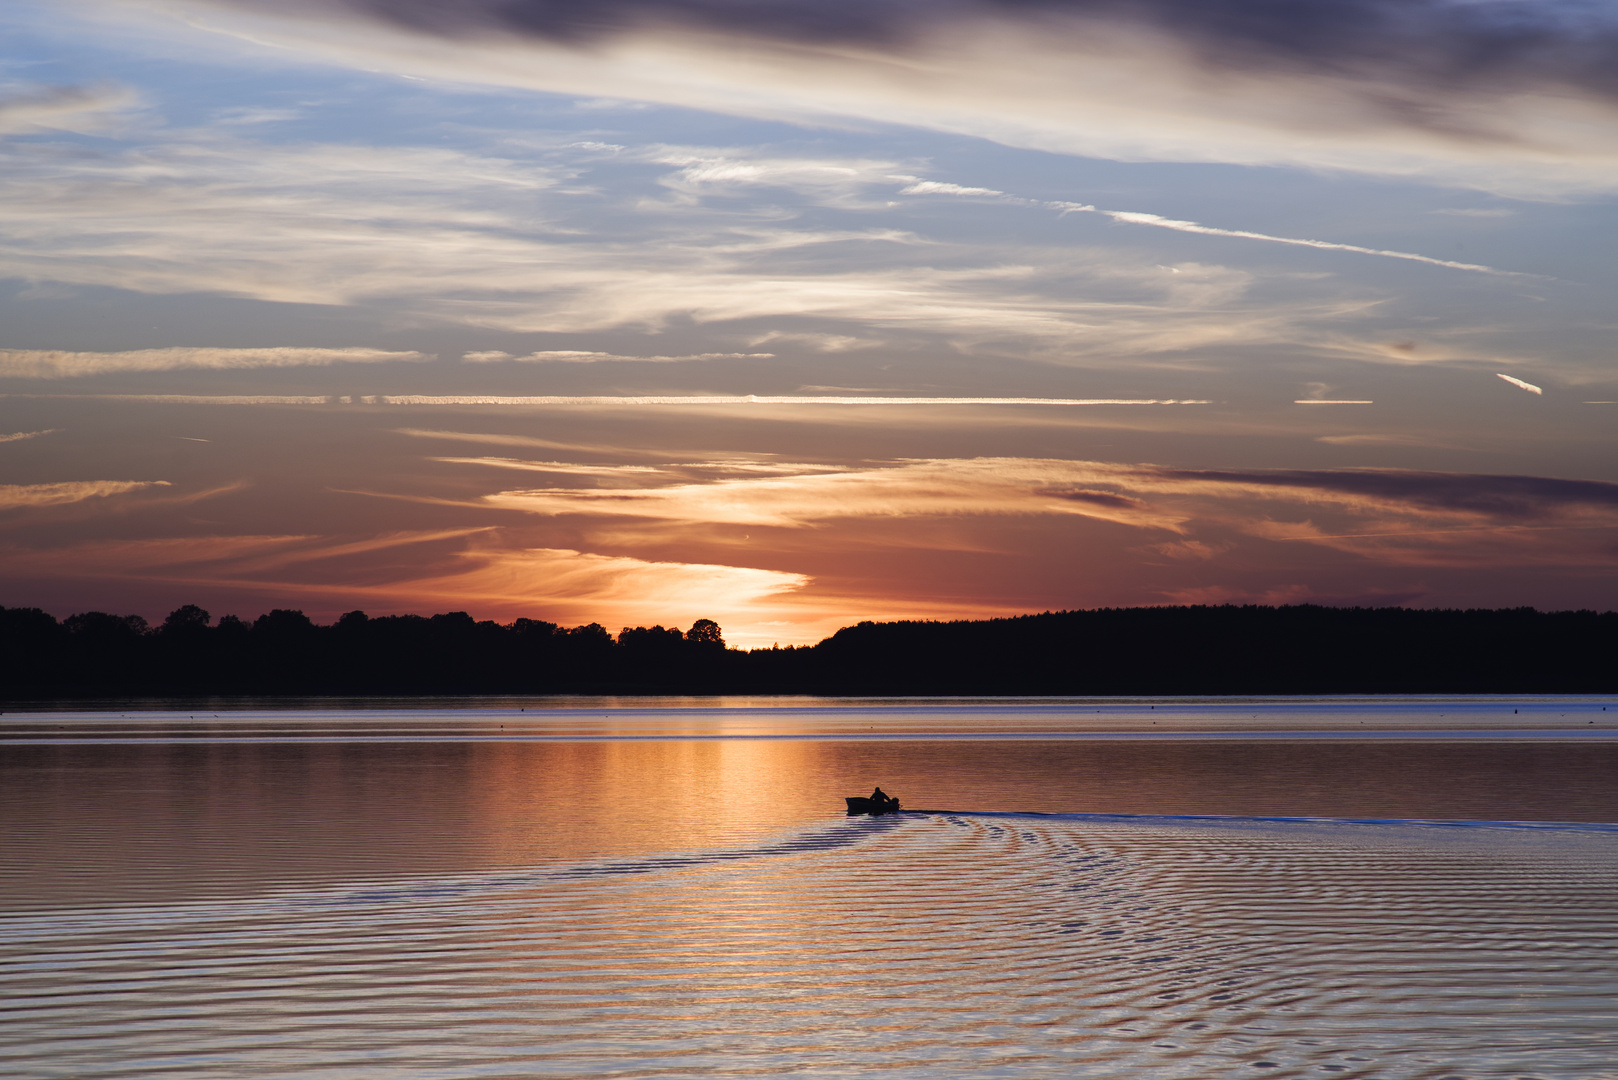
[1496,373,1544,394]
[1091,210,1512,275]
[896,182,1515,275]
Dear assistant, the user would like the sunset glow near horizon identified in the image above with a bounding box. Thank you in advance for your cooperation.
[3,0,1618,648]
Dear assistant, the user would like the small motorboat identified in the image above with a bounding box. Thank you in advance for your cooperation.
[846,790,902,815]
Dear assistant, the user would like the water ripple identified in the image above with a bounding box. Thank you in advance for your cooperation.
[5,814,1618,1078]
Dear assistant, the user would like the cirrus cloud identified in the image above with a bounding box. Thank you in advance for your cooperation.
[94,0,1618,193]
[0,479,169,510]
[453,453,1618,570]
[0,347,434,379]
[462,350,775,364]
[0,428,58,443]
[0,82,136,136]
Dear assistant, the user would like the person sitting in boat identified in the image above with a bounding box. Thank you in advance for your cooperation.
[870,786,899,810]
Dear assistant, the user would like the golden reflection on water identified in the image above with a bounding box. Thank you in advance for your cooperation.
[6,715,1618,1079]
[470,737,822,866]
[6,730,1618,911]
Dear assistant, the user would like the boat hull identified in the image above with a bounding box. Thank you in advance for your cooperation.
[846,796,901,815]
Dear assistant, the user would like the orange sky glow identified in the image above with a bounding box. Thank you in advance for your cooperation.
[5,0,1618,645]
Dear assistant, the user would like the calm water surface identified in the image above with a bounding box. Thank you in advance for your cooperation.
[4,698,1618,1078]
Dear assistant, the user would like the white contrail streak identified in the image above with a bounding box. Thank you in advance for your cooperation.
[899,184,1515,275]
[1093,211,1510,275]
[1496,373,1544,394]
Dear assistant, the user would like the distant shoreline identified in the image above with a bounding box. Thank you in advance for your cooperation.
[3,603,1615,699]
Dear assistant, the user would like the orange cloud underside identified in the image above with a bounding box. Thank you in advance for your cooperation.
[3,445,1617,645]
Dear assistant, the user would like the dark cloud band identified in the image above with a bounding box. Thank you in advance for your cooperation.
[322,0,1618,97]
[129,0,1618,189]
[1148,465,1618,521]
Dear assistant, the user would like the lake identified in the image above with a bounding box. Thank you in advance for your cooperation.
[4,697,1618,1078]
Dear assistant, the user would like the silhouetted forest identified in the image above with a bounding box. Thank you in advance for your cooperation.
[0,603,1614,699]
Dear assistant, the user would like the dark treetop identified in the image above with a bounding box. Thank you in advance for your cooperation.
[0,603,1614,700]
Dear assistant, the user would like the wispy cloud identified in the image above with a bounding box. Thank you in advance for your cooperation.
[0,529,483,580]
[897,180,1008,198]
[215,528,497,576]
[0,395,341,405]
[7,123,1521,376]
[0,428,58,443]
[462,350,774,364]
[0,136,567,308]
[468,453,1618,570]
[655,150,910,206]
[0,132,1296,357]
[4,394,1213,407]
[1316,434,1464,449]
[432,457,671,479]
[0,82,135,136]
[211,106,300,126]
[114,0,1618,193]
[483,457,1193,531]
[0,479,169,511]
[439,455,886,485]
[749,331,878,353]
[0,347,433,378]
[374,395,1214,406]
[393,428,695,459]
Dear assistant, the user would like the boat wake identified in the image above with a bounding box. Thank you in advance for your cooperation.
[7,810,1618,1079]
[904,807,1618,833]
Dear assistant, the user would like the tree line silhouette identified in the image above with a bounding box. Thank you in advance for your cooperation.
[0,602,1613,699]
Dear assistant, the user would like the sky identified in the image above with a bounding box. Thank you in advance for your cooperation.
[2,0,1617,647]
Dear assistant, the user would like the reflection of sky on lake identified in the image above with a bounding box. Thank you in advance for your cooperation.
[7,700,1618,910]
[6,694,1618,739]
[6,704,1618,1076]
